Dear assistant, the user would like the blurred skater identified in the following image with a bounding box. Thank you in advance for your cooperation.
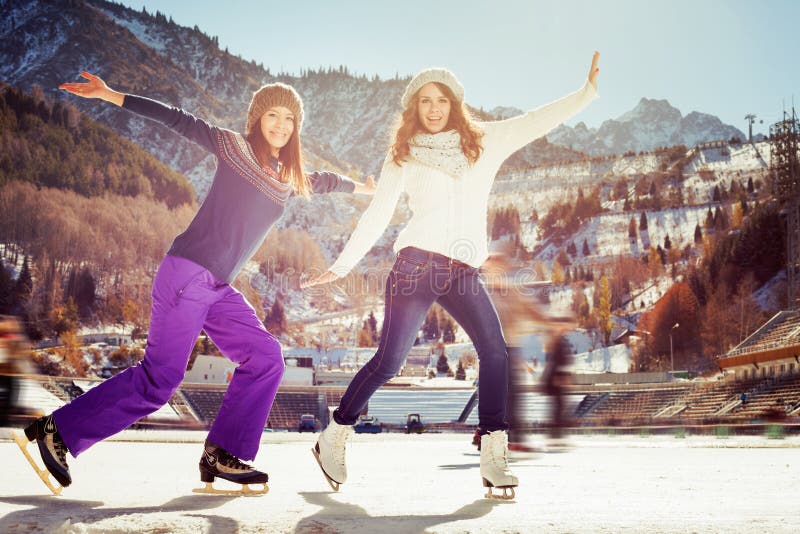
[481,249,575,452]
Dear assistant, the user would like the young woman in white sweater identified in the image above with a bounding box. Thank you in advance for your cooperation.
[305,52,600,498]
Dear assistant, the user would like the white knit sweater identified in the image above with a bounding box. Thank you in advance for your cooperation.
[329,80,598,277]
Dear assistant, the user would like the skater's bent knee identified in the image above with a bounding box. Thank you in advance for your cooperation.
[367,363,401,383]
[247,340,285,377]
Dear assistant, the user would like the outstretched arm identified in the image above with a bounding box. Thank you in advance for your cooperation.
[307,172,376,195]
[484,51,601,160]
[60,71,220,154]
[301,156,403,287]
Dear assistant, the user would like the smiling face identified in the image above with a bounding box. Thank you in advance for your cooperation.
[259,106,296,157]
[416,82,451,134]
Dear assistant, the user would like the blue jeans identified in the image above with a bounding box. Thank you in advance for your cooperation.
[334,247,509,433]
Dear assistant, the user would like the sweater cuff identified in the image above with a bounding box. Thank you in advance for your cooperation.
[338,175,357,194]
[584,80,599,100]
[121,93,160,114]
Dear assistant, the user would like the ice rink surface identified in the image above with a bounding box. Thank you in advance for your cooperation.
[0,429,798,533]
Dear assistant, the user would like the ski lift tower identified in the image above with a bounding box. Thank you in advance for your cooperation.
[771,107,800,308]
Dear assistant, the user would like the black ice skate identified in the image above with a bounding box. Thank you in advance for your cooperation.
[14,415,71,495]
[193,440,269,496]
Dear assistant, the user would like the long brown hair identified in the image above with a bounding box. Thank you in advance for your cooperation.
[246,122,311,198]
[391,82,483,167]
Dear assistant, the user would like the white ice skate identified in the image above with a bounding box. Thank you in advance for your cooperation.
[312,416,352,491]
[480,430,518,500]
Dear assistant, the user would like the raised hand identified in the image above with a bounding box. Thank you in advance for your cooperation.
[588,51,600,90]
[354,175,377,195]
[59,71,124,106]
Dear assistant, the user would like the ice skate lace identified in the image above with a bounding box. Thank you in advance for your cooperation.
[490,432,510,470]
[332,425,350,466]
[219,450,254,471]
[53,434,68,466]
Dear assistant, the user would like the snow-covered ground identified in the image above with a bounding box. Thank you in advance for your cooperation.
[1,430,797,533]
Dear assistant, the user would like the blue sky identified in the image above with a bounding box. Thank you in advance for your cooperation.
[117,0,799,135]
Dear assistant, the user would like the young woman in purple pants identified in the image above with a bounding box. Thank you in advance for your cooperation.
[21,71,374,494]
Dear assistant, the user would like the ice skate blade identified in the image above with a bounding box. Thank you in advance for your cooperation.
[311,446,340,492]
[13,431,63,496]
[192,481,268,497]
[482,477,516,500]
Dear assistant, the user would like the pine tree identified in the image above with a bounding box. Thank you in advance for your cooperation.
[595,276,613,346]
[556,248,571,267]
[714,206,728,230]
[422,308,440,341]
[628,217,637,239]
[357,325,372,347]
[442,319,456,343]
[705,208,714,229]
[367,311,378,344]
[436,354,450,374]
[551,262,565,285]
[71,267,96,319]
[664,234,672,250]
[694,224,702,244]
[648,247,662,277]
[0,259,12,314]
[656,245,666,265]
[639,211,648,231]
[567,241,577,257]
[455,360,466,380]
[264,299,287,336]
[582,239,591,256]
[571,289,590,325]
[13,256,33,310]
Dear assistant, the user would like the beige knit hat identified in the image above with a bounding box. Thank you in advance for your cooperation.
[245,82,304,136]
[401,67,465,109]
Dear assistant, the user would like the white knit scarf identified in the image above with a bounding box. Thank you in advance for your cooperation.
[408,130,469,179]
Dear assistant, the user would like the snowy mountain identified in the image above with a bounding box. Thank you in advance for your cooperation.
[0,0,580,194]
[547,98,747,156]
[488,105,523,120]
[2,0,783,344]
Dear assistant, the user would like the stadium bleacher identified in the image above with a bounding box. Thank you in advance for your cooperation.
[10,367,800,431]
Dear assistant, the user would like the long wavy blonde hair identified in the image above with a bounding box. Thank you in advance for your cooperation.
[391,82,484,167]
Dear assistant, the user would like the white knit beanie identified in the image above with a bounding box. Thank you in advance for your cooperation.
[401,68,465,109]
[246,82,304,136]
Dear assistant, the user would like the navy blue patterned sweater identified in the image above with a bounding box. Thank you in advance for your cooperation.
[122,94,355,283]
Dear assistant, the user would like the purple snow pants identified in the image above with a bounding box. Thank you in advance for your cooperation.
[53,255,284,460]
